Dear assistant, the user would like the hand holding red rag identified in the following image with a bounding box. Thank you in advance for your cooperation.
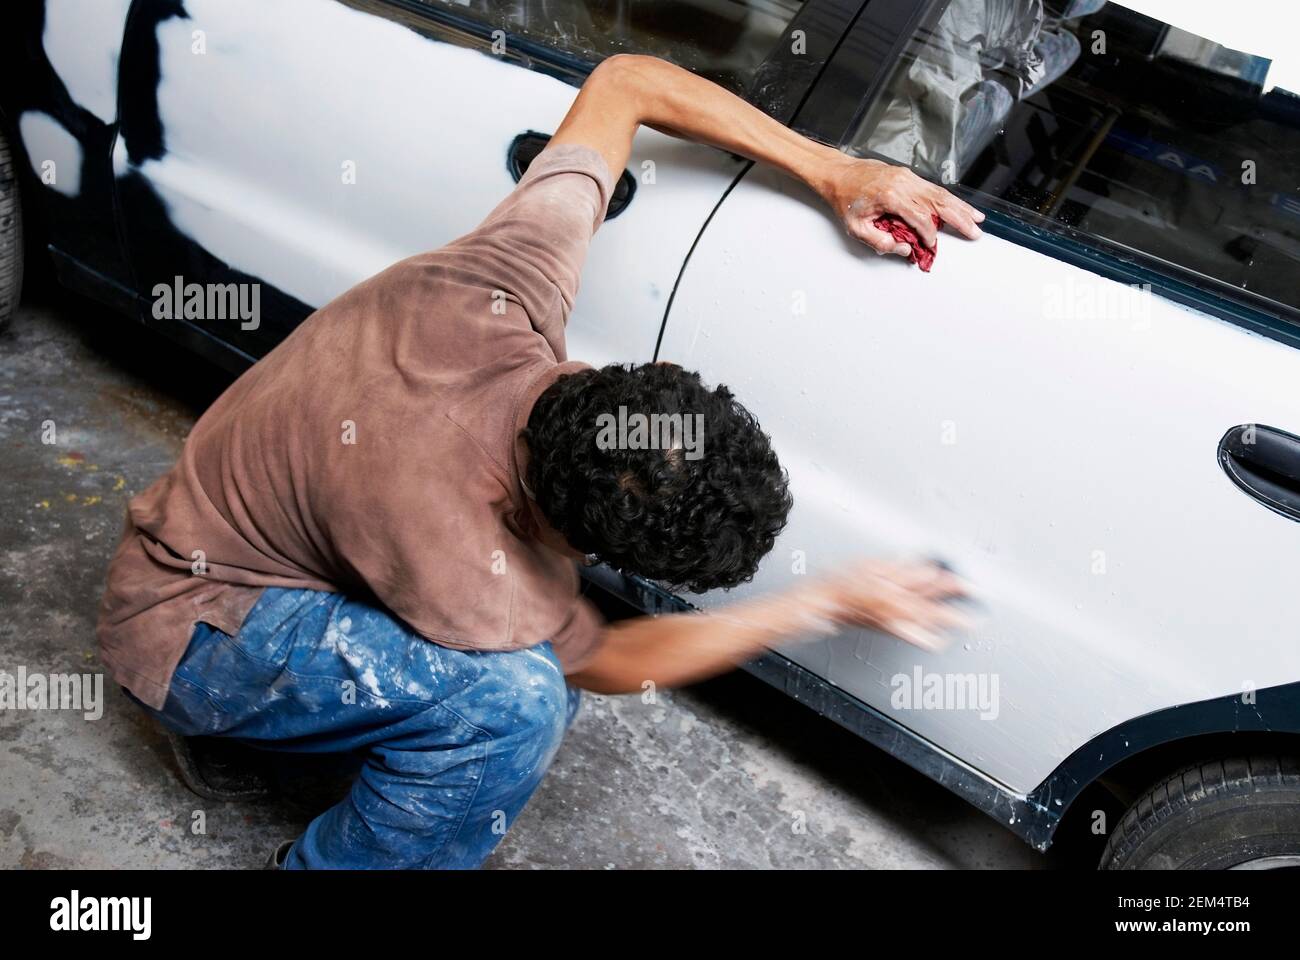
[819,156,982,260]
[873,214,943,272]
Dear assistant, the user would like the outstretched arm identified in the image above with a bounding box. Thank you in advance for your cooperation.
[550,54,984,257]
[567,560,969,694]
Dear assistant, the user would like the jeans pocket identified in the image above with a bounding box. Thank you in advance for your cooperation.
[168,618,291,734]
[158,622,237,735]
[222,587,321,668]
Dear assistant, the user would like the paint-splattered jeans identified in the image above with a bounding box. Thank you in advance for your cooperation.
[145,587,581,869]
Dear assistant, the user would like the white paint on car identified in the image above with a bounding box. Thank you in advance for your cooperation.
[41,0,134,125]
[122,0,739,369]
[111,135,130,178]
[19,110,83,197]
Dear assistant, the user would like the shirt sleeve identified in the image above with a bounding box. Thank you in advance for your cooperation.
[450,143,617,351]
[550,594,607,676]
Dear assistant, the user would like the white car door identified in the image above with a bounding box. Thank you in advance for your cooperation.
[112,0,805,363]
[658,0,1300,795]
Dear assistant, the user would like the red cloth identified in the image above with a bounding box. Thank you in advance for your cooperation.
[873,214,942,272]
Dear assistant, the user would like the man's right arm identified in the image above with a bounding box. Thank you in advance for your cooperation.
[567,559,969,694]
[549,54,983,258]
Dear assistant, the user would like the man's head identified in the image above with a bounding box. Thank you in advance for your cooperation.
[523,362,792,593]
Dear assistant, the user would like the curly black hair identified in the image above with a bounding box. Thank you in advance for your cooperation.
[523,363,792,593]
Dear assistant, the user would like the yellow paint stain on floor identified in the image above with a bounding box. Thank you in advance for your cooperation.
[54,454,99,472]
[81,496,102,507]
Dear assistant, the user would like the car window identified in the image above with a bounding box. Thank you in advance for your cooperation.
[845,0,1300,320]
[415,0,805,94]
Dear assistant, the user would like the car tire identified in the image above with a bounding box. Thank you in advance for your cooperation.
[0,123,24,331]
[1100,755,1300,870]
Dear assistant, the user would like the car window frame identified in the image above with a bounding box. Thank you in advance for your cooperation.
[790,0,1300,349]
[360,0,868,121]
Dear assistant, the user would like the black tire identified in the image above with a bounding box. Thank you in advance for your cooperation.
[0,122,23,331]
[1100,755,1300,870]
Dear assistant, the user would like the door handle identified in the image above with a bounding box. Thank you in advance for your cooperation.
[1218,424,1300,522]
[507,131,636,220]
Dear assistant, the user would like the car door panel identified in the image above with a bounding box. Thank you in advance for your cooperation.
[114,0,745,363]
[658,162,1300,793]
[6,0,135,290]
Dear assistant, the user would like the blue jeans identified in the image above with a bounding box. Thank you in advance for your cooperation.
[143,587,581,869]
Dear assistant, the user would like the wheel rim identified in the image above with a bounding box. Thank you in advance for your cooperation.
[1229,854,1300,870]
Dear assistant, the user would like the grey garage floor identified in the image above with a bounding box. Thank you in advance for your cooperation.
[0,289,1064,869]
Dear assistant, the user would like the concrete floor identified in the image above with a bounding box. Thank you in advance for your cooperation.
[0,288,1064,869]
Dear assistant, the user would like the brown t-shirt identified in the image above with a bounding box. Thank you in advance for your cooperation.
[97,144,616,709]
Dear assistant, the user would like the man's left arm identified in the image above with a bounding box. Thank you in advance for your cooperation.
[549,54,984,259]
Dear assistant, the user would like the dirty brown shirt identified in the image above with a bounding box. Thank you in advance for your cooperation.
[97,144,615,709]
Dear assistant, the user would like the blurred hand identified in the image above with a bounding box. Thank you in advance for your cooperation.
[804,558,972,652]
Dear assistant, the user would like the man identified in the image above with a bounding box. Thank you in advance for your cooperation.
[98,54,983,869]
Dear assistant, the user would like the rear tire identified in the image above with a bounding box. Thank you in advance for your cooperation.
[1100,755,1300,869]
[0,123,23,331]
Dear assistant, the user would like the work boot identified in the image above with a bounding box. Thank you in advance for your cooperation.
[163,727,273,802]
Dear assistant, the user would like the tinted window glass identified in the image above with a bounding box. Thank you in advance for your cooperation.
[847,0,1300,319]
[418,0,804,93]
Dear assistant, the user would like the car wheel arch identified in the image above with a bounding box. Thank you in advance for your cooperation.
[1034,683,1300,853]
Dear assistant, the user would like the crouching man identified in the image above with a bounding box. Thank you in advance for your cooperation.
[97,54,983,868]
